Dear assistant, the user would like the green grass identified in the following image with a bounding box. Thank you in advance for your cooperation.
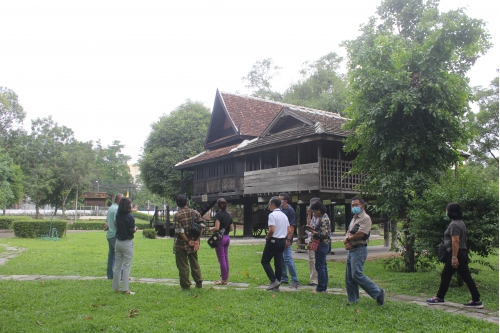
[0,232,497,332]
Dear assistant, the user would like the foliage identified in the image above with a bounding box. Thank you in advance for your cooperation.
[241,58,283,101]
[12,219,68,238]
[0,87,26,142]
[282,52,348,114]
[142,228,157,239]
[92,140,133,192]
[0,216,31,229]
[469,73,499,168]
[0,150,20,210]
[131,211,152,222]
[139,100,211,200]
[66,220,149,231]
[409,168,499,261]
[341,0,492,271]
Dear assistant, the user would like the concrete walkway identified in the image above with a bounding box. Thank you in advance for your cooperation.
[0,244,497,324]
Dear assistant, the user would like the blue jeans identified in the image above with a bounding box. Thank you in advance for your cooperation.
[345,246,381,302]
[281,244,298,283]
[315,242,329,292]
[106,237,117,279]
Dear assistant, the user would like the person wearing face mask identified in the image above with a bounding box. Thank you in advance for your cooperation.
[426,203,483,308]
[343,197,385,306]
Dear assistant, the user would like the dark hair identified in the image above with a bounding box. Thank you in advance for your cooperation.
[310,197,321,204]
[269,196,281,208]
[118,197,132,214]
[279,193,291,203]
[310,201,326,215]
[176,194,188,208]
[351,196,366,205]
[446,203,462,220]
[217,198,227,211]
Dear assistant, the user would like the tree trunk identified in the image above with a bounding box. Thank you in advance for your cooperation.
[36,204,40,219]
[390,219,398,248]
[2,208,5,216]
[403,220,416,272]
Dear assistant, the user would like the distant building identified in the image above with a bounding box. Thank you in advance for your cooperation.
[81,192,109,207]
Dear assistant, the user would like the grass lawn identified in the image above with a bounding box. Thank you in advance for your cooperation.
[0,232,497,332]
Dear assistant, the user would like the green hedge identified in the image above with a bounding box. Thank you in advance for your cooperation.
[131,211,152,221]
[0,216,32,229]
[12,219,68,238]
[66,219,150,231]
[142,228,156,239]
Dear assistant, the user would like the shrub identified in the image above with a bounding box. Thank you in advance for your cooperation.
[67,222,106,230]
[142,228,157,239]
[13,219,68,238]
[370,224,380,230]
[0,216,32,229]
[135,220,149,230]
[131,211,152,222]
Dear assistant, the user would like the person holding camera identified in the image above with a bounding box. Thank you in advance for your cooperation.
[306,201,331,293]
[207,198,233,285]
[343,197,384,305]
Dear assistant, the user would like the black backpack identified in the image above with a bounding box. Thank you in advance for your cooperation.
[189,209,201,239]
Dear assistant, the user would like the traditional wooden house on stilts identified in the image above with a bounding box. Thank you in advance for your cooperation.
[175,90,386,241]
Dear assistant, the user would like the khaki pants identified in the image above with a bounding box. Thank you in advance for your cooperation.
[308,249,318,284]
[175,250,203,289]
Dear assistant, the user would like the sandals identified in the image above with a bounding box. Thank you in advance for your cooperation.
[214,280,228,285]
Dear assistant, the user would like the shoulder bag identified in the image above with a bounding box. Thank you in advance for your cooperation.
[438,241,450,263]
[189,209,201,239]
[207,228,225,248]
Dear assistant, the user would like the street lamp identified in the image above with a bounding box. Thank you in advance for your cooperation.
[96,180,100,192]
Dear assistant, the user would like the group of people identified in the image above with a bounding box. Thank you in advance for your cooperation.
[104,191,484,309]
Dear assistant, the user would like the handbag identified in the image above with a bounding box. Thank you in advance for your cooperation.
[189,209,201,239]
[207,228,225,248]
[438,242,450,263]
[308,238,320,252]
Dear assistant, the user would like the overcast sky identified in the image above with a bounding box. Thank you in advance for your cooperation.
[1,0,498,163]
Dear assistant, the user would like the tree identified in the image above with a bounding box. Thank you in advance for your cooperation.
[93,140,133,193]
[410,168,498,265]
[282,52,348,114]
[21,116,75,218]
[139,100,211,201]
[469,73,499,168]
[0,150,23,213]
[49,140,96,217]
[241,58,283,101]
[342,0,492,271]
[0,87,26,142]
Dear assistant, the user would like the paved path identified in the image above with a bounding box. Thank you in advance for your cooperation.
[0,244,497,324]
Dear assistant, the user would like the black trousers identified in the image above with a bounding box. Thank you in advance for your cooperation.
[437,249,481,301]
[261,238,286,283]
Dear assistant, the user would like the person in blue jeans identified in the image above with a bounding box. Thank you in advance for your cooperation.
[104,193,123,279]
[343,197,384,305]
[279,193,299,288]
[307,201,331,293]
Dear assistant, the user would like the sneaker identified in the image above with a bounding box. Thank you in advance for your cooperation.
[266,280,281,291]
[281,280,289,285]
[376,289,385,306]
[463,300,484,309]
[426,296,445,304]
[270,286,280,291]
[307,282,318,286]
[289,282,299,289]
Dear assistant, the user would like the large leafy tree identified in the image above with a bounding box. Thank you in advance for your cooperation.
[469,74,499,168]
[139,100,210,201]
[282,52,347,114]
[21,116,75,218]
[342,0,491,271]
[241,58,283,101]
[0,87,26,142]
[0,150,23,213]
[93,140,133,194]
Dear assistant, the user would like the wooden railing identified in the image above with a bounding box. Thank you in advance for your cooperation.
[320,158,362,191]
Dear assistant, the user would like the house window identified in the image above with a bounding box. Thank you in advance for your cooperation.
[195,168,204,181]
[222,160,234,176]
[208,164,219,178]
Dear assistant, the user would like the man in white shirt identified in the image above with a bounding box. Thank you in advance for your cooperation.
[261,196,289,291]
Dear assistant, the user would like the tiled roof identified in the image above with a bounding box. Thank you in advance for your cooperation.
[81,192,109,199]
[174,143,240,168]
[220,92,284,137]
[285,106,350,137]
